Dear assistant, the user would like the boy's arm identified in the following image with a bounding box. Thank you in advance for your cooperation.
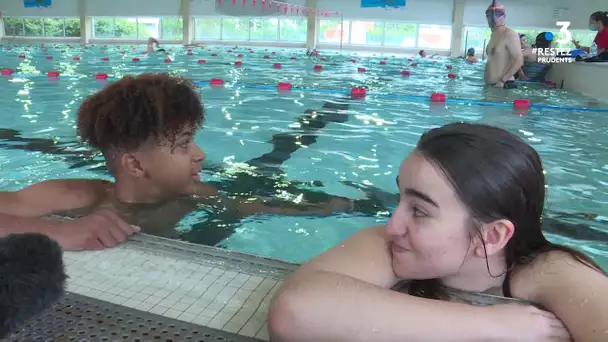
[0,179,106,236]
[194,182,352,217]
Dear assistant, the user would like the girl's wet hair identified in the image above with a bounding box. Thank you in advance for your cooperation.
[408,123,606,299]
[590,11,608,26]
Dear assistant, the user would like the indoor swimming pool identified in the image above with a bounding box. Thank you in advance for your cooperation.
[1,43,607,267]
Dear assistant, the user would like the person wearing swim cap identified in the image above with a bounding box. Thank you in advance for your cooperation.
[466,47,478,63]
[483,1,524,89]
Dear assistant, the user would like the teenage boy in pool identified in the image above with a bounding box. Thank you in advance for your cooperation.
[0,73,353,251]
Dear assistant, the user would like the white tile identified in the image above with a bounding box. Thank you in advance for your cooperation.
[135,302,155,312]
[242,276,264,290]
[149,305,169,316]
[192,315,212,326]
[177,312,197,323]
[207,312,234,330]
[163,309,183,319]
[168,301,190,312]
[239,316,266,337]
[256,325,269,341]
[144,296,164,306]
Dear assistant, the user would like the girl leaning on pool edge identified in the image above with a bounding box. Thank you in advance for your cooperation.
[268,123,607,341]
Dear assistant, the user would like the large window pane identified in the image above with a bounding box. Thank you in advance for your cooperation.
[44,18,64,37]
[3,18,24,36]
[222,18,249,41]
[417,24,452,49]
[93,17,114,38]
[463,26,491,54]
[23,18,44,36]
[279,18,306,42]
[319,20,350,43]
[65,17,81,37]
[384,22,417,47]
[160,17,183,40]
[114,18,137,38]
[570,30,597,48]
[350,21,382,45]
[137,17,157,38]
[194,17,221,40]
[250,18,278,41]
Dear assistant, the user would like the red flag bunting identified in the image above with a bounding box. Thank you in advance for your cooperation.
[277,3,280,12]
[252,0,256,7]
[284,4,287,14]
[218,0,222,6]
[231,0,236,5]
[261,0,265,12]
[242,0,246,7]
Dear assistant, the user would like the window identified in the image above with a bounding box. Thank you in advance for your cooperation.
[65,18,81,37]
[93,17,114,37]
[3,17,24,36]
[350,21,383,45]
[250,18,278,41]
[92,17,182,40]
[24,18,44,36]
[160,17,183,40]
[222,18,249,41]
[279,18,306,42]
[463,26,491,54]
[194,17,221,40]
[417,24,452,49]
[384,22,417,47]
[44,18,64,37]
[4,17,80,37]
[319,19,350,43]
[113,18,137,38]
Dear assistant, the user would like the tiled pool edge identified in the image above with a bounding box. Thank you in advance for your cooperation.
[60,233,298,341]
[126,234,299,279]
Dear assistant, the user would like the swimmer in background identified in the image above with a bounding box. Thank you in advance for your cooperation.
[306,48,320,57]
[465,47,478,63]
[517,32,553,82]
[147,37,165,53]
[418,50,438,58]
[0,74,354,251]
[483,1,523,89]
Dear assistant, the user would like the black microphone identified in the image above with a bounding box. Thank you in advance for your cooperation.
[0,233,67,338]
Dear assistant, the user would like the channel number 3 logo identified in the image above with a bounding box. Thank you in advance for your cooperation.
[556,21,572,45]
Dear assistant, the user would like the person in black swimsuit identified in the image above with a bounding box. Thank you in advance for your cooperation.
[269,123,608,341]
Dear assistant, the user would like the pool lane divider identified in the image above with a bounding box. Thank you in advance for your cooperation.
[1,71,606,113]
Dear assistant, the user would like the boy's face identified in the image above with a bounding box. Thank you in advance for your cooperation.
[131,126,206,198]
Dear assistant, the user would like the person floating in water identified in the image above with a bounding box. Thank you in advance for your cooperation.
[483,1,523,89]
[465,47,478,63]
[147,37,165,53]
[0,73,354,251]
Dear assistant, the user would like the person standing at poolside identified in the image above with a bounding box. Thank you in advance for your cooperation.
[483,1,524,88]
[0,73,353,251]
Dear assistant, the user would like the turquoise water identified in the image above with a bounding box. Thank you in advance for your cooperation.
[0,43,607,267]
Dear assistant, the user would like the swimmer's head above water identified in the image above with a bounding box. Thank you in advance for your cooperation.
[386,123,605,295]
[466,47,475,56]
[418,50,427,57]
[485,0,506,28]
[77,73,206,200]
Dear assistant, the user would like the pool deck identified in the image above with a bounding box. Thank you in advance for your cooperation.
[33,234,299,341]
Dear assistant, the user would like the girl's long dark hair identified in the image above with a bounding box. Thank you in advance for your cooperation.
[407,123,606,300]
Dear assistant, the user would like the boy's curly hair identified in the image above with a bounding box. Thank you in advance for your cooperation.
[77,73,205,153]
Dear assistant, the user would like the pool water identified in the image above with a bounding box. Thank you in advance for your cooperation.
[0,43,607,267]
